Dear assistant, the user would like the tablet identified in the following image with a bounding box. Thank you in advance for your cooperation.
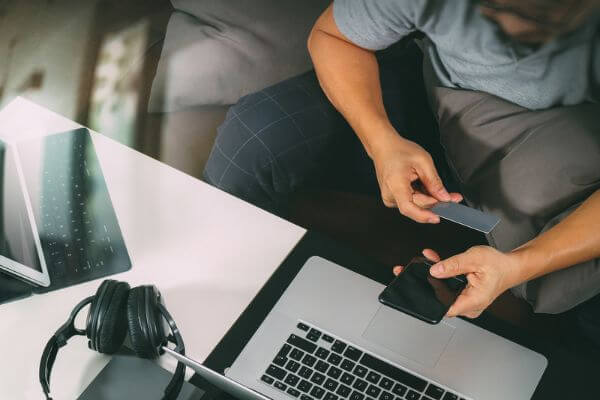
[0,140,50,287]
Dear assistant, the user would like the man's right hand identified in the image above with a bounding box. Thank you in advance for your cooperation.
[371,130,462,223]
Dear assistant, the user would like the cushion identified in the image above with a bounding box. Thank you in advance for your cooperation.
[432,86,600,313]
[148,0,329,112]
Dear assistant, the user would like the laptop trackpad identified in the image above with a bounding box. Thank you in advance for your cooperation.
[362,306,455,368]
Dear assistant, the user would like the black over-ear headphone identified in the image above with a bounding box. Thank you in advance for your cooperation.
[39,280,186,400]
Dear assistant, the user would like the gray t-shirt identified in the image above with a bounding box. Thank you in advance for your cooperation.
[333,0,599,110]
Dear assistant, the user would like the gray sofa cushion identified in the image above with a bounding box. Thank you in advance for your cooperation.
[149,0,329,112]
[432,86,600,313]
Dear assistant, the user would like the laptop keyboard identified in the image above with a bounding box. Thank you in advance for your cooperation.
[260,322,466,400]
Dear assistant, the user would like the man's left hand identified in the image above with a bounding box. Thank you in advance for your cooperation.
[393,246,522,318]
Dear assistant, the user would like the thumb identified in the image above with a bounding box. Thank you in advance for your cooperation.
[429,253,476,278]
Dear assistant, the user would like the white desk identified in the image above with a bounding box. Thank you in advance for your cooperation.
[0,97,306,399]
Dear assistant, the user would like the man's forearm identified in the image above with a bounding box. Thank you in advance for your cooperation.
[508,189,600,285]
[307,5,397,158]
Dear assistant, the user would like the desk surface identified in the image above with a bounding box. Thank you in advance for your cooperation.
[0,97,306,399]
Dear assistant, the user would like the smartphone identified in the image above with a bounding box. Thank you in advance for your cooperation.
[378,257,467,324]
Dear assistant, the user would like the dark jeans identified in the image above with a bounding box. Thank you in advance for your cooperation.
[203,41,452,216]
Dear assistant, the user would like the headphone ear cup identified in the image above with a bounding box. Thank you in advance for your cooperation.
[95,281,130,354]
[127,286,157,358]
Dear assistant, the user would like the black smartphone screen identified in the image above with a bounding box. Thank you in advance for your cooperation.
[378,258,467,324]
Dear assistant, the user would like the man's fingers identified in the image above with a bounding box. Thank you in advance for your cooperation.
[422,248,441,262]
[393,266,403,275]
[446,291,484,318]
[449,192,463,203]
[446,294,483,318]
[429,253,478,278]
[412,193,438,208]
[389,181,440,223]
[415,158,451,202]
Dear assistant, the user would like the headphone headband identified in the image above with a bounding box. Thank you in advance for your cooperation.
[39,282,187,400]
[39,296,93,400]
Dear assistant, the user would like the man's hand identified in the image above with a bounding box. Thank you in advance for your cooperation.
[393,247,521,318]
[371,132,462,223]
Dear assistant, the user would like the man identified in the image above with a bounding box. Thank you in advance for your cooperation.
[204,0,600,338]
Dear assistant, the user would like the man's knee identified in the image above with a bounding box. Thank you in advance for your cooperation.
[204,93,283,209]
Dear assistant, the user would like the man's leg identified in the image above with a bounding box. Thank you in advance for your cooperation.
[203,41,446,216]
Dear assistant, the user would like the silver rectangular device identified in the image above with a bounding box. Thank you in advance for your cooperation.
[226,256,547,400]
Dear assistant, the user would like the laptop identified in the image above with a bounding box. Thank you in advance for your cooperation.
[171,256,547,400]
[0,128,131,291]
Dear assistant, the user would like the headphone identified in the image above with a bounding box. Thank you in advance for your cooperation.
[39,279,186,400]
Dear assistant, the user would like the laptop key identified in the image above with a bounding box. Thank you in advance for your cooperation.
[275,381,288,391]
[366,372,381,384]
[288,388,301,398]
[273,355,288,366]
[328,353,342,366]
[405,390,421,400]
[442,393,458,400]
[286,374,301,387]
[425,384,444,400]
[288,334,318,354]
[298,380,313,393]
[311,372,326,385]
[308,328,322,342]
[324,378,339,391]
[392,383,407,397]
[279,344,293,358]
[303,354,317,367]
[379,378,393,390]
[331,340,347,354]
[352,378,368,392]
[340,372,355,385]
[291,349,305,361]
[298,323,310,331]
[336,384,352,398]
[366,385,381,397]
[315,360,329,373]
[353,365,368,378]
[311,386,326,399]
[316,347,330,360]
[343,347,363,362]
[301,395,314,400]
[379,391,393,400]
[299,366,313,379]
[327,366,342,379]
[286,360,301,373]
[261,375,275,385]
[267,365,287,380]
[340,359,355,372]
[350,391,365,400]
[322,334,334,343]
[359,353,427,392]
[324,392,339,400]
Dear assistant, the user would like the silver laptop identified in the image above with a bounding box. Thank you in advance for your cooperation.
[171,256,547,400]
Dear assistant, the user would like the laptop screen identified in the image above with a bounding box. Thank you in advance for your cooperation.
[0,140,43,273]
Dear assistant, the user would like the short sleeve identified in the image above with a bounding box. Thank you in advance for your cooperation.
[333,0,418,50]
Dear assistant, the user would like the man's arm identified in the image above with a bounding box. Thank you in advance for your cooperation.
[307,5,461,223]
[423,190,600,318]
[511,189,600,282]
